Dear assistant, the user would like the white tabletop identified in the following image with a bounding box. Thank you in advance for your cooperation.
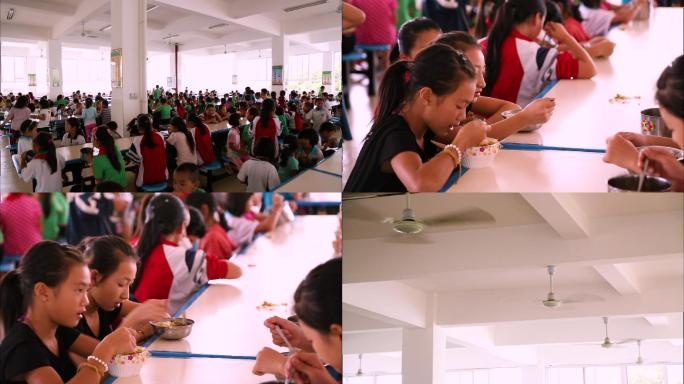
[55,137,134,162]
[147,216,338,357]
[314,150,342,176]
[447,149,625,192]
[110,357,265,384]
[276,169,341,192]
[504,8,683,150]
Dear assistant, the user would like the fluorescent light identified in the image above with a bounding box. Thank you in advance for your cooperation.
[284,0,328,13]
[99,25,111,32]
[7,8,14,20]
[208,23,228,30]
[162,34,179,40]
[146,4,159,12]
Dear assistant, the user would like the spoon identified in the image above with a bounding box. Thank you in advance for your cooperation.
[637,158,650,192]
[275,325,295,384]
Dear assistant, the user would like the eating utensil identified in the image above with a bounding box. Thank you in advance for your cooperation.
[637,158,649,192]
[275,325,295,384]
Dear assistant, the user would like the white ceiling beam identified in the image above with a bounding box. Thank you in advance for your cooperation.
[521,194,590,239]
[283,13,340,35]
[343,329,404,355]
[593,264,641,295]
[445,326,540,365]
[223,0,312,19]
[51,0,109,39]
[645,315,671,326]
[0,24,51,41]
[344,282,427,329]
[1,0,75,16]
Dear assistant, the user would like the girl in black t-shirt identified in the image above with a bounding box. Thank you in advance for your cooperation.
[0,241,137,383]
[76,236,169,343]
[344,44,491,192]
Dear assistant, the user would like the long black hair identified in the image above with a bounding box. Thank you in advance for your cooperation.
[78,235,138,282]
[390,17,442,62]
[138,114,157,149]
[13,95,29,109]
[0,241,85,333]
[225,193,253,217]
[94,125,122,172]
[39,193,53,218]
[294,257,341,334]
[434,31,480,53]
[554,0,583,21]
[369,43,476,140]
[133,194,187,292]
[66,117,82,139]
[545,0,564,24]
[20,119,37,135]
[187,113,209,136]
[33,132,58,174]
[259,98,275,127]
[170,116,195,154]
[185,191,229,231]
[656,55,684,120]
[484,0,547,95]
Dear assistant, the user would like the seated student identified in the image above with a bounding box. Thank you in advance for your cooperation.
[36,99,51,131]
[604,55,684,191]
[173,162,206,195]
[156,97,173,125]
[106,121,122,139]
[279,135,300,182]
[98,99,112,126]
[553,0,615,58]
[435,31,555,140]
[275,107,289,137]
[91,126,127,190]
[250,99,281,157]
[131,115,168,189]
[345,44,489,192]
[253,258,342,383]
[18,132,66,193]
[238,137,281,192]
[132,194,242,313]
[482,0,597,107]
[225,113,247,173]
[184,206,207,249]
[185,192,237,260]
[579,0,647,37]
[175,99,187,120]
[223,193,285,247]
[0,241,138,383]
[305,98,331,133]
[296,129,324,168]
[319,122,342,156]
[168,117,199,167]
[203,104,221,124]
[390,17,442,62]
[17,120,38,156]
[76,236,169,342]
[217,104,230,121]
[61,117,86,146]
[187,114,217,165]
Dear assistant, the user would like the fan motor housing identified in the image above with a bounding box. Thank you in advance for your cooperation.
[393,219,424,234]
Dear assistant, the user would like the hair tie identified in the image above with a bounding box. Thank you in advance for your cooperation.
[404,69,411,83]
[47,138,53,145]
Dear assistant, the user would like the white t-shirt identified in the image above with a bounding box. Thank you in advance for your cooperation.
[237,159,280,192]
[224,213,259,247]
[305,108,331,132]
[61,133,86,146]
[36,108,51,129]
[167,131,199,166]
[19,155,66,192]
[17,136,34,157]
[579,4,614,37]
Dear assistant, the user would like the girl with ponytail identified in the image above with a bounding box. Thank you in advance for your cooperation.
[187,113,217,165]
[0,241,137,383]
[185,191,237,260]
[131,114,168,189]
[168,116,199,167]
[483,0,596,106]
[19,132,65,192]
[344,44,490,192]
[551,0,616,58]
[92,126,127,189]
[133,194,242,314]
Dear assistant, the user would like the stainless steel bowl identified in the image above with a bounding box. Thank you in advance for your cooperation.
[501,109,543,132]
[607,174,671,192]
[641,108,672,138]
[150,318,195,340]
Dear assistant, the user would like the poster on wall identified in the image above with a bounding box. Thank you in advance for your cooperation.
[272,65,283,86]
[167,76,175,89]
[322,71,332,85]
[111,48,123,88]
[28,74,36,87]
[232,74,238,85]
[50,69,61,87]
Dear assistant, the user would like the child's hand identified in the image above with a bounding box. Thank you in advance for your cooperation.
[121,299,170,330]
[252,347,287,378]
[271,194,285,210]
[639,147,684,191]
[520,98,555,126]
[589,39,616,58]
[95,326,137,360]
[285,352,337,384]
[544,22,573,45]
[452,119,489,150]
[603,134,640,173]
[616,132,650,148]
[264,316,311,350]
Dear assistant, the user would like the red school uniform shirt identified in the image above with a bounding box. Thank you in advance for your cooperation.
[133,238,228,313]
[482,28,579,106]
[564,17,591,43]
[199,223,238,260]
[133,132,168,187]
[193,124,216,165]
[0,194,43,257]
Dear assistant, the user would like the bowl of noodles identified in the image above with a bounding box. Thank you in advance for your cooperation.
[462,138,501,169]
[149,318,195,340]
[108,346,150,378]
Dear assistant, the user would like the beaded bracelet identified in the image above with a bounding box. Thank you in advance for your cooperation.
[87,355,109,373]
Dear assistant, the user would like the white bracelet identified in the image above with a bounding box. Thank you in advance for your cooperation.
[87,355,109,373]
[444,144,462,165]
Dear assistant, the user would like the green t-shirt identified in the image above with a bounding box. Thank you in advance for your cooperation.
[240,123,253,149]
[185,103,194,113]
[93,145,127,188]
[55,98,69,107]
[154,88,161,100]
[396,0,420,29]
[157,104,172,119]
[198,102,206,114]
[277,115,289,137]
[278,156,299,182]
[42,193,68,240]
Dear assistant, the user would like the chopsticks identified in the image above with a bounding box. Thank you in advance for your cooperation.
[275,325,295,384]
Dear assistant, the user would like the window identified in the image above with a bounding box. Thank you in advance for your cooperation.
[547,367,584,384]
[447,368,521,384]
[667,365,683,384]
[585,366,622,384]
[627,365,665,384]
[1,56,26,82]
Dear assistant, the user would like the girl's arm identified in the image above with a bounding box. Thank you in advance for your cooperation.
[545,22,597,79]
[470,97,520,124]
[618,132,681,149]
[223,260,243,279]
[68,334,99,356]
[254,196,284,233]
[342,2,366,31]
[391,151,458,192]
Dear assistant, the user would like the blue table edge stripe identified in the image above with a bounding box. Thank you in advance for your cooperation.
[309,168,342,177]
[439,167,470,192]
[533,79,559,100]
[501,142,606,153]
[275,149,341,190]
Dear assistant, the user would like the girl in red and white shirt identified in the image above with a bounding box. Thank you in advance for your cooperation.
[483,0,597,106]
[132,114,168,189]
[132,194,242,314]
[187,114,217,166]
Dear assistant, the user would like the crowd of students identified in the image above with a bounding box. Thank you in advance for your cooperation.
[0,192,342,383]
[343,0,682,192]
[2,85,344,193]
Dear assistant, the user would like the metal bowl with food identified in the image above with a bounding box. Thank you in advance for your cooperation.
[501,109,543,132]
[149,318,195,340]
[607,174,672,192]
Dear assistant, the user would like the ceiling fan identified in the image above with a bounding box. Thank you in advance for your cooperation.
[539,265,603,308]
[80,22,98,39]
[599,317,635,348]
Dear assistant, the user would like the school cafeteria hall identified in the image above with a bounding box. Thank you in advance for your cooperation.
[0,0,343,194]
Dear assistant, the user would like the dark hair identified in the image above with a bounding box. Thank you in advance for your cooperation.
[39,193,53,218]
[280,135,299,167]
[0,241,85,332]
[106,121,118,131]
[78,236,138,282]
[390,17,442,62]
[14,95,29,109]
[228,112,241,127]
[127,117,141,136]
[174,162,200,184]
[275,107,284,116]
[579,0,601,8]
[434,31,480,53]
[20,119,37,135]
[186,206,207,239]
[247,106,259,117]
[133,194,187,292]
[298,128,319,147]
[185,191,229,231]
[187,113,209,136]
[102,99,109,108]
[40,98,49,109]
[371,44,475,140]
[484,0,547,95]
[224,194,252,217]
[545,0,564,24]
[85,98,93,109]
[656,55,684,120]
[254,137,276,161]
[33,132,58,174]
[553,0,583,21]
[319,121,339,134]
[293,258,341,334]
[259,98,275,125]
[170,116,196,154]
[138,114,157,149]
[94,126,122,171]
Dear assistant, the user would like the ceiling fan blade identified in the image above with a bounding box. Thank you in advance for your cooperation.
[380,233,435,245]
[343,203,388,223]
[341,193,404,201]
[422,207,495,227]
[563,293,606,304]
[380,217,395,224]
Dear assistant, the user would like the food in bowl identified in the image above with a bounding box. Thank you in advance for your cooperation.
[462,137,501,169]
[500,109,543,132]
[108,346,149,378]
[607,174,671,192]
[149,317,195,340]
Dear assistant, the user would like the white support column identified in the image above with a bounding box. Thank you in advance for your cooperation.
[322,42,333,92]
[110,0,147,137]
[26,55,38,95]
[47,39,63,99]
[271,35,288,92]
[401,295,446,384]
